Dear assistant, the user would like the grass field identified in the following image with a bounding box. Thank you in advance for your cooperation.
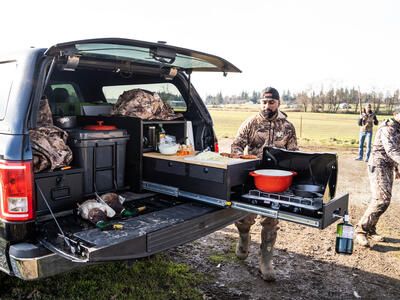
[209,108,389,148]
[0,255,204,300]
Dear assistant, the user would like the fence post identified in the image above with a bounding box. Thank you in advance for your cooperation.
[300,115,303,138]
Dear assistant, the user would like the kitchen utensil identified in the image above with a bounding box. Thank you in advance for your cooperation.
[292,184,324,198]
[158,143,179,155]
[54,116,77,129]
[249,169,297,193]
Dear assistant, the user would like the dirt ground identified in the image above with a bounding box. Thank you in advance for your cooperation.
[168,140,400,299]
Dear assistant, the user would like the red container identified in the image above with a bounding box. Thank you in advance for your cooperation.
[249,169,297,193]
[83,121,117,131]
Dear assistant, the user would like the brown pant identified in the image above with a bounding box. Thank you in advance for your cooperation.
[235,214,279,251]
[357,166,393,234]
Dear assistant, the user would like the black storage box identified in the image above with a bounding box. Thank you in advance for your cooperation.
[68,129,129,194]
[35,168,84,216]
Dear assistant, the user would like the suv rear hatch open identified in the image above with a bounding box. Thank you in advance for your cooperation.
[44,38,241,74]
[34,38,244,263]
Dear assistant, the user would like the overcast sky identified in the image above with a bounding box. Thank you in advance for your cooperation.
[3,0,399,97]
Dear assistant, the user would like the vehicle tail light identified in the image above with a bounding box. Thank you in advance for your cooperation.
[0,161,35,221]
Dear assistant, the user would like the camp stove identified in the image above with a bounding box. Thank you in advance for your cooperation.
[241,189,323,216]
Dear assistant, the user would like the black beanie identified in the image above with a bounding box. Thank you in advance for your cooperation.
[261,87,280,100]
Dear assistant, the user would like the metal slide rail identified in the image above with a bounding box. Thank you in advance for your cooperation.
[142,181,322,228]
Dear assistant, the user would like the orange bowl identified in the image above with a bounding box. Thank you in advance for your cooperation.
[249,169,297,193]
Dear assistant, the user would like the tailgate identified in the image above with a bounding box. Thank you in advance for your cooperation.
[37,200,247,262]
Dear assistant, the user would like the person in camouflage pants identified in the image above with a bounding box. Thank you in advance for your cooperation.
[355,108,400,247]
[231,87,298,281]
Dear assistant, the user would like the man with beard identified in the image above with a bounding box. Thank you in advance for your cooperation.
[231,87,298,281]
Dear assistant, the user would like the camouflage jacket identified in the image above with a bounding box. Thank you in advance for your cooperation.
[111,89,182,120]
[368,118,400,169]
[231,110,298,158]
[30,125,73,173]
[359,112,378,132]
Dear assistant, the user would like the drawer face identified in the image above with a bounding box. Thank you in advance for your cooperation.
[188,165,225,183]
[155,159,186,176]
[35,172,83,215]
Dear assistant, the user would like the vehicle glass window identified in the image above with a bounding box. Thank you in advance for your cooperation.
[0,61,17,120]
[75,43,216,70]
[102,83,187,112]
[47,83,81,115]
[48,83,79,103]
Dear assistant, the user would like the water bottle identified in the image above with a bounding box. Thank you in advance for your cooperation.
[335,212,354,254]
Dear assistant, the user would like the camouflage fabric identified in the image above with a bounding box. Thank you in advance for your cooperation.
[368,119,400,169]
[231,110,298,158]
[111,89,183,120]
[233,109,297,270]
[357,165,393,234]
[30,125,73,173]
[235,214,279,245]
[36,97,53,127]
[357,119,400,234]
[359,112,378,132]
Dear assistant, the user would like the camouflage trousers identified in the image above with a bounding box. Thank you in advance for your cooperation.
[235,214,279,253]
[357,166,394,234]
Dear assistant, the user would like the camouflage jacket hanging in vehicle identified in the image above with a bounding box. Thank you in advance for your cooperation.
[30,97,72,173]
[111,89,183,120]
[30,126,73,173]
[231,110,298,158]
[36,97,53,127]
[368,118,400,169]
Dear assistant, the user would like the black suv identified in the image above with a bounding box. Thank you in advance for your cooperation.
[0,38,349,280]
[0,38,250,280]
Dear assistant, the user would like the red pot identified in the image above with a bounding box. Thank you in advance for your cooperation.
[249,169,297,193]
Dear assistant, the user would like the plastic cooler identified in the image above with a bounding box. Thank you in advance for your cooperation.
[68,127,129,195]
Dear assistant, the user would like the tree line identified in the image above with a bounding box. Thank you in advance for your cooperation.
[205,88,400,114]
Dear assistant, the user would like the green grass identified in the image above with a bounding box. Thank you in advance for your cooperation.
[207,243,238,264]
[210,109,390,148]
[0,255,204,300]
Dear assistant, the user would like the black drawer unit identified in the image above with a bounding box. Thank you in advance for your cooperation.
[35,168,84,216]
[155,160,186,176]
[188,165,225,183]
[142,153,260,201]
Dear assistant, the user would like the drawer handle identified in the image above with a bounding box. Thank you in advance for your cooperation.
[203,168,209,173]
[168,162,173,167]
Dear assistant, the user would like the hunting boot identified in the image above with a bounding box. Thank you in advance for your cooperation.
[259,242,275,282]
[355,233,370,247]
[235,232,250,260]
[369,232,385,242]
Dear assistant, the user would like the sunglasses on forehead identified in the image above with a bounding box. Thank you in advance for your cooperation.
[260,98,278,105]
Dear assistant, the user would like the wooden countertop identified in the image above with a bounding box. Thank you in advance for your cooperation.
[142,152,259,169]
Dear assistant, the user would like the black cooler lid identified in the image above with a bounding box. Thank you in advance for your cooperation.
[68,128,129,140]
[261,147,338,200]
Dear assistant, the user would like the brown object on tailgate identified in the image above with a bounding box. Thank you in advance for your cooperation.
[239,154,257,159]
[220,152,241,158]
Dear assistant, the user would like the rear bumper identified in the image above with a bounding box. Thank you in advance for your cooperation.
[9,250,84,280]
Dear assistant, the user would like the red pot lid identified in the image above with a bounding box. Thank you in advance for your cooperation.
[83,121,117,131]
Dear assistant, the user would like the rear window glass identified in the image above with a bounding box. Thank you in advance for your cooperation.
[102,83,187,112]
[46,83,82,115]
[0,61,17,120]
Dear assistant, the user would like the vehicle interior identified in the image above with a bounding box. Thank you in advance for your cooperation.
[30,52,241,262]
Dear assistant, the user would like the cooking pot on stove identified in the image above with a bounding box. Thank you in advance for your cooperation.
[249,169,297,193]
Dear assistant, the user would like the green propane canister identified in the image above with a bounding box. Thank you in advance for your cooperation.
[335,212,354,254]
